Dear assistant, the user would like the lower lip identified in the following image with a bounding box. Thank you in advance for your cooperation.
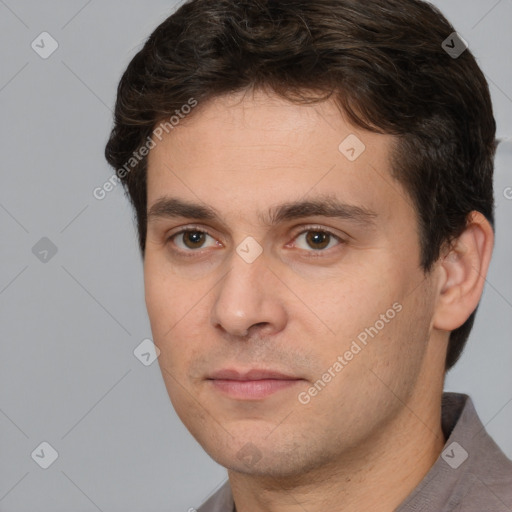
[209,379,302,400]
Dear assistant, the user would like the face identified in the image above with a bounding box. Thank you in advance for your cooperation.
[144,90,439,478]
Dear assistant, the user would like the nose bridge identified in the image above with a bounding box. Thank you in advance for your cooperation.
[211,245,285,337]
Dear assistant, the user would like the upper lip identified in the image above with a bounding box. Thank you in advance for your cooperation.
[208,368,300,381]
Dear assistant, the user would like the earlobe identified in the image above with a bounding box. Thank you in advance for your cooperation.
[433,211,494,331]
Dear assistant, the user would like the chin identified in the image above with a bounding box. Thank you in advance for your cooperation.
[203,435,329,480]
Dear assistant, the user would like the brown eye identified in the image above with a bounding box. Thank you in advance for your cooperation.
[293,228,344,253]
[305,231,331,250]
[169,229,218,253]
[182,231,207,249]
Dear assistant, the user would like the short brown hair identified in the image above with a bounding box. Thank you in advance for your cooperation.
[104,0,496,370]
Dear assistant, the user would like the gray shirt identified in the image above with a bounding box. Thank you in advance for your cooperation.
[197,392,512,511]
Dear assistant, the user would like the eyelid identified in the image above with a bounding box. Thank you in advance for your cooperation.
[288,224,347,252]
[167,225,220,249]
[290,224,347,241]
[166,223,347,255]
[167,224,215,240]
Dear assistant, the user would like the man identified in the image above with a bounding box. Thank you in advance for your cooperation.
[104,0,512,510]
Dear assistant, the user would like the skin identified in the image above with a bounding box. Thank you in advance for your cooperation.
[144,89,494,512]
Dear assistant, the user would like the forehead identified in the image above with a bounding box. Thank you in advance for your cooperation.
[146,91,412,227]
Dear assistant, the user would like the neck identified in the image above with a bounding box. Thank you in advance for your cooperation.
[229,388,446,512]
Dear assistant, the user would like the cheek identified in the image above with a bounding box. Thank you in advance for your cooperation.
[277,263,375,329]
[310,264,427,378]
[144,255,188,330]
[353,283,434,392]
[304,276,398,349]
[144,266,208,368]
[144,274,171,334]
[144,275,191,379]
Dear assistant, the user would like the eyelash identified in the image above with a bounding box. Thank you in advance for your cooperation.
[166,225,346,258]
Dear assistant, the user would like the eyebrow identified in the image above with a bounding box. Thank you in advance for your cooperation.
[147,195,378,228]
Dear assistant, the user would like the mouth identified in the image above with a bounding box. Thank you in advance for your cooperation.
[206,368,305,400]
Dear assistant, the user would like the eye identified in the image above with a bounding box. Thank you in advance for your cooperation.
[292,227,344,252]
[166,225,345,257]
[169,228,220,252]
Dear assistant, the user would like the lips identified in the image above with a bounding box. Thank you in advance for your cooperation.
[207,368,304,400]
[208,368,299,381]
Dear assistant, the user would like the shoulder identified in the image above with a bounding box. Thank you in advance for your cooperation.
[463,427,512,510]
[443,393,512,510]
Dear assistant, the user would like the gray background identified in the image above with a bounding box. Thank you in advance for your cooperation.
[0,1,511,511]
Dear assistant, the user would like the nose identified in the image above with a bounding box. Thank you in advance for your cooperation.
[210,251,287,340]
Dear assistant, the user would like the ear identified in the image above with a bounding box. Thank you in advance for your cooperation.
[432,211,494,331]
